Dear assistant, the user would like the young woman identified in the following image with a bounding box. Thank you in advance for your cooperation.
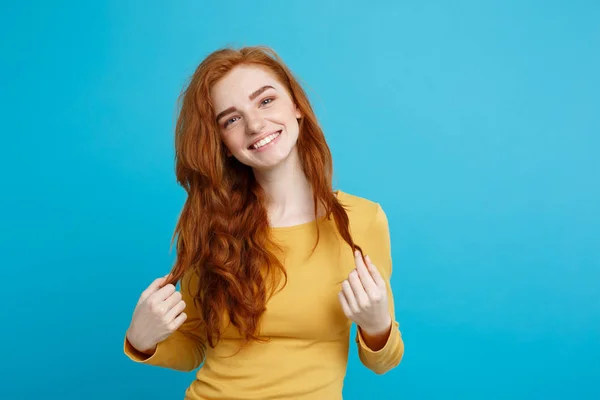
[124,46,404,399]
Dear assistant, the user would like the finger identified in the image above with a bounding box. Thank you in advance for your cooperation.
[165,299,186,322]
[365,255,386,288]
[153,283,177,301]
[140,275,169,302]
[163,290,182,310]
[348,270,370,308]
[338,292,352,317]
[354,250,378,293]
[168,312,187,332]
[341,280,359,314]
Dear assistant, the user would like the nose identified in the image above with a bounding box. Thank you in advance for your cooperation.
[245,111,266,136]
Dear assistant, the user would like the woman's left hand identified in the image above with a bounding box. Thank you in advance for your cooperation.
[338,250,392,336]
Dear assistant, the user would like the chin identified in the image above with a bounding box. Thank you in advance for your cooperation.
[248,155,288,171]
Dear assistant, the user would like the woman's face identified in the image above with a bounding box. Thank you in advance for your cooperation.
[211,64,302,171]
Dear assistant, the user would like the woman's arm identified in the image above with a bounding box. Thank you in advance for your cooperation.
[124,269,206,372]
[355,204,404,374]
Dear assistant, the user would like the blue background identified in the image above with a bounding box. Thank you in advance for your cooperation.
[1,1,598,399]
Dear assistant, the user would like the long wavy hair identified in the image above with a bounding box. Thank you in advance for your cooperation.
[165,46,363,348]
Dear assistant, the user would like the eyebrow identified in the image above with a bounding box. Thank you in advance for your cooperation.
[215,85,275,122]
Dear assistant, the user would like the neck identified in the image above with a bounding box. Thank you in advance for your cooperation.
[252,148,318,226]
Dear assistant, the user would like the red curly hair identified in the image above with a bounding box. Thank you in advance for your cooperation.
[165,46,363,348]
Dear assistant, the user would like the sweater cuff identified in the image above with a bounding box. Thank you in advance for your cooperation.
[356,319,400,354]
[124,336,157,363]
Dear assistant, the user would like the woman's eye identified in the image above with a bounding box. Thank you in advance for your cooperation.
[224,116,239,127]
[261,98,273,106]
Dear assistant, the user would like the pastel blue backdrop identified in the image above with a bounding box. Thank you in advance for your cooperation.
[1,1,598,399]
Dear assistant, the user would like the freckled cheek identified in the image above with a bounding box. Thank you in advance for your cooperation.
[267,105,296,123]
[234,138,247,151]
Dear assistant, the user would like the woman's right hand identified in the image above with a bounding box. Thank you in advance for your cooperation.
[126,275,188,355]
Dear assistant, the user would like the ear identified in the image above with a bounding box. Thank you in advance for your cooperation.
[295,104,302,120]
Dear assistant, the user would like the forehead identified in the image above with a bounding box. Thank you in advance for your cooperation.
[210,65,282,106]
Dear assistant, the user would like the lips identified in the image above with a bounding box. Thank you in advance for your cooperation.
[248,130,282,150]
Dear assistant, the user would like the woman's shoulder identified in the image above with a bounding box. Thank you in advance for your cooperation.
[337,189,382,213]
[336,189,388,233]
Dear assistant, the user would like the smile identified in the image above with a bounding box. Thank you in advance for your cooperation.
[249,131,281,150]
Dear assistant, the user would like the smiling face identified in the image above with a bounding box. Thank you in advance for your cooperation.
[211,64,302,171]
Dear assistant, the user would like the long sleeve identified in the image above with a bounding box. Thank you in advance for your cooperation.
[355,204,404,374]
[124,269,206,372]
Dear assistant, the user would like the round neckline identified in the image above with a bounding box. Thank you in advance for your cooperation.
[269,190,343,233]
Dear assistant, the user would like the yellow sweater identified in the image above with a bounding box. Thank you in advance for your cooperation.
[124,190,404,399]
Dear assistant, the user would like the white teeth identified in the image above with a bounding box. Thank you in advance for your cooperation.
[252,131,280,149]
